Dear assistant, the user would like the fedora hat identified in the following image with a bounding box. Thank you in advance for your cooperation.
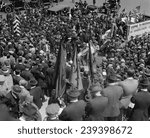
[29,79,38,87]
[11,85,22,94]
[127,68,135,75]
[139,77,150,87]
[66,88,81,98]
[1,66,10,75]
[144,68,150,77]
[90,84,102,93]
[107,74,117,82]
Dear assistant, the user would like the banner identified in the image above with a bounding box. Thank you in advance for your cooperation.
[70,46,83,90]
[127,20,150,40]
[53,43,66,99]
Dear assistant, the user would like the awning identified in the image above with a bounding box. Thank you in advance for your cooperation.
[87,5,97,11]
[48,5,70,12]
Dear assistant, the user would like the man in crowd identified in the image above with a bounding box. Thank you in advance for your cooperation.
[102,74,123,121]
[84,84,108,121]
[59,87,86,121]
[129,76,150,121]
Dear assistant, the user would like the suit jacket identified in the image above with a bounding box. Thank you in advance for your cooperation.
[29,86,43,109]
[20,70,34,81]
[102,85,123,117]
[14,63,25,72]
[85,96,108,121]
[6,92,20,118]
[118,78,138,109]
[0,104,19,121]
[59,100,86,121]
[12,74,24,85]
[130,90,150,121]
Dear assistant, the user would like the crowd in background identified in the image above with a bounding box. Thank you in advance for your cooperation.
[0,0,150,121]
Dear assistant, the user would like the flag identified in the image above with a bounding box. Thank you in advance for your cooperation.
[70,46,83,90]
[53,43,66,99]
[13,14,21,36]
[88,42,94,84]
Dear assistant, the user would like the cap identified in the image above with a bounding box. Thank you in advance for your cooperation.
[46,103,60,115]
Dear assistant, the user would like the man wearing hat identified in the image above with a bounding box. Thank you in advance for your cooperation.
[0,75,8,96]
[19,79,33,104]
[129,76,150,121]
[117,68,138,119]
[101,74,123,121]
[59,87,86,121]
[12,70,24,85]
[84,84,108,121]
[6,85,22,119]
[19,102,42,121]
[0,104,19,121]
[14,57,25,72]
[1,66,13,95]
[44,103,60,121]
[144,67,150,82]
[20,64,34,81]
[0,52,7,66]
[29,79,43,109]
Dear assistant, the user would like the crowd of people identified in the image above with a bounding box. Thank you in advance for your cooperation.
[0,0,150,121]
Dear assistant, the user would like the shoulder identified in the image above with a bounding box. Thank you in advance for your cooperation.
[70,100,86,108]
[103,85,123,91]
[89,96,108,106]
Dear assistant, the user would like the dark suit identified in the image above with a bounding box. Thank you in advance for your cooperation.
[129,90,150,121]
[6,92,20,118]
[20,70,34,81]
[102,85,123,118]
[0,104,19,121]
[12,74,24,85]
[29,86,43,109]
[59,100,86,121]
[14,63,25,72]
[85,96,108,121]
